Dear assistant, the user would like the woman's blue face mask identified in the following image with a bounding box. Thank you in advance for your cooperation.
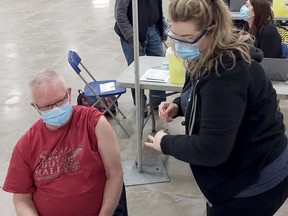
[166,27,209,61]
[240,5,250,21]
[175,43,201,61]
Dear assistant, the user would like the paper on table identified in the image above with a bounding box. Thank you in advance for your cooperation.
[140,68,169,83]
[100,82,115,93]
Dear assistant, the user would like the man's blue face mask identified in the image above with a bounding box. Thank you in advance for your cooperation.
[41,102,73,127]
[240,5,250,21]
[175,43,201,61]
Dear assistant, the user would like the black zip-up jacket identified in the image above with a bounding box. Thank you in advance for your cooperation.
[114,0,164,46]
[161,48,287,205]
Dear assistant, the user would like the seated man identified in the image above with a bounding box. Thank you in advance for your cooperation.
[2,70,124,216]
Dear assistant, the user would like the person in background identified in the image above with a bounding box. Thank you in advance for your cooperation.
[145,0,288,215]
[240,0,282,57]
[2,70,125,216]
[114,0,167,116]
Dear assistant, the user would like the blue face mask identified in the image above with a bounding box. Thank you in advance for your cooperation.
[41,102,73,127]
[175,43,201,61]
[240,5,250,21]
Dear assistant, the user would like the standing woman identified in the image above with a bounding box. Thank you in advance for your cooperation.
[145,0,288,215]
[241,0,282,57]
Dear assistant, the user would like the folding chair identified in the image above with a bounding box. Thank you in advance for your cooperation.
[68,50,129,137]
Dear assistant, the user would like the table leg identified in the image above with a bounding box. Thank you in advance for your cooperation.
[149,90,156,133]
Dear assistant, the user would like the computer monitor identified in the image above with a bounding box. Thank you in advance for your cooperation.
[229,0,247,12]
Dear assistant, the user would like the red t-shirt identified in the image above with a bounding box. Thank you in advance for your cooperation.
[3,106,106,216]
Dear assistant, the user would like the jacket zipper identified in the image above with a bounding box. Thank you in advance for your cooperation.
[205,196,213,207]
[188,79,199,135]
[187,79,213,207]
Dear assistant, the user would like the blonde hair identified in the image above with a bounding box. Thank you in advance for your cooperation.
[29,70,67,92]
[169,0,254,77]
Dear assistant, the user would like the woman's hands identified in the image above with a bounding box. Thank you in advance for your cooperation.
[145,130,168,152]
[158,102,179,122]
[145,102,179,152]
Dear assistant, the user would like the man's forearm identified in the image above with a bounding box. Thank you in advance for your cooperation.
[99,173,123,216]
[13,194,39,216]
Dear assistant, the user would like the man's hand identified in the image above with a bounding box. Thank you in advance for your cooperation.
[130,42,143,52]
[161,32,168,42]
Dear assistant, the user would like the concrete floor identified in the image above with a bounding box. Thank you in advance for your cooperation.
[0,0,287,215]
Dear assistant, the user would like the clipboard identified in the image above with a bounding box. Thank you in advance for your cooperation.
[140,68,170,83]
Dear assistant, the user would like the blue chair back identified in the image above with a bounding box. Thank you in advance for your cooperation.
[68,50,82,74]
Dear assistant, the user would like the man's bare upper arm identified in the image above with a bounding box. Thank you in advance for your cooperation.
[13,193,34,204]
[95,116,122,177]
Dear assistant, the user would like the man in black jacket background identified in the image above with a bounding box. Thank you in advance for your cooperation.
[114,0,167,115]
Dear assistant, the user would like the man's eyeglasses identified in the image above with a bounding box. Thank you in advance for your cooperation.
[165,25,209,47]
[35,92,69,112]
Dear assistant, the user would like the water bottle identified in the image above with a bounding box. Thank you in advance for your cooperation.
[166,47,185,84]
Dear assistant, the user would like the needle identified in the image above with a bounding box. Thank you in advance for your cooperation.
[162,109,169,134]
[164,118,169,134]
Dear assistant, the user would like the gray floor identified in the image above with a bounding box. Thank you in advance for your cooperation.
[0,0,287,215]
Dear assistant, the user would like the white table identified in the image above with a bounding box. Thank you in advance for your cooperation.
[117,56,182,92]
[272,81,288,100]
[230,11,242,20]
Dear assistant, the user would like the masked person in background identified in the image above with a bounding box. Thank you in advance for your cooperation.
[145,0,288,215]
[2,70,125,216]
[240,0,282,57]
[114,0,167,117]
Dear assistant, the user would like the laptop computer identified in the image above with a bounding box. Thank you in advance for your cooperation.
[229,0,247,11]
[260,58,288,81]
